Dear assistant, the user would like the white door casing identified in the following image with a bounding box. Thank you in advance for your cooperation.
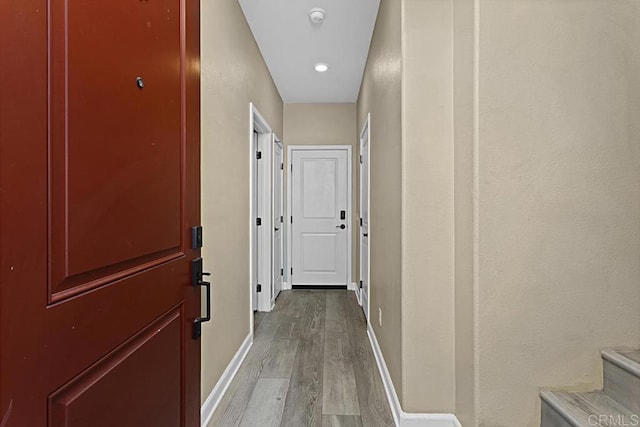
[359,114,371,321]
[272,136,284,303]
[250,103,274,315]
[289,146,351,287]
[252,129,259,312]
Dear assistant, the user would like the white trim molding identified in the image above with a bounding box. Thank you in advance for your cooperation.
[249,102,275,314]
[348,282,361,305]
[201,333,253,427]
[367,324,461,427]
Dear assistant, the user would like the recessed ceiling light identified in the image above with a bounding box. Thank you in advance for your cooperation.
[314,63,329,73]
[309,8,326,24]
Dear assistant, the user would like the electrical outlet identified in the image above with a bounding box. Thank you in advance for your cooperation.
[378,307,382,327]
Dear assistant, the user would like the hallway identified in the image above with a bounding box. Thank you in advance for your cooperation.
[209,290,394,427]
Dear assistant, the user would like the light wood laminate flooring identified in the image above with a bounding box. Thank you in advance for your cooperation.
[209,290,394,427]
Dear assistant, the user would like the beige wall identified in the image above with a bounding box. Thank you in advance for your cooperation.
[401,0,455,413]
[453,0,476,424]
[283,103,358,283]
[357,0,404,404]
[475,1,640,426]
[363,0,640,423]
[200,0,283,404]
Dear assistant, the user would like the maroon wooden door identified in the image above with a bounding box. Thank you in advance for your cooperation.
[0,0,201,425]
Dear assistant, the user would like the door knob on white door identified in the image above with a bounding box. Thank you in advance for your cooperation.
[336,224,346,229]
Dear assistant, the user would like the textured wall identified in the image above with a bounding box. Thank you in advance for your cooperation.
[476,2,640,425]
[200,0,283,404]
[401,0,456,413]
[357,0,404,402]
[453,0,476,424]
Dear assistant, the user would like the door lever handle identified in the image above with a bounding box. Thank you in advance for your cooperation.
[275,227,280,231]
[192,257,212,339]
[336,224,346,229]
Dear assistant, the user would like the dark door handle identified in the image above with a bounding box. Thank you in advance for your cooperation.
[363,233,368,237]
[336,224,346,229]
[192,258,212,339]
[275,227,280,231]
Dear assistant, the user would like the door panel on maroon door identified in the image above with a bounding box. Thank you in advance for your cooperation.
[49,308,182,427]
[49,0,183,302]
[0,0,201,424]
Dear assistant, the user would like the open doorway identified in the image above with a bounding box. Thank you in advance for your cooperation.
[250,103,284,315]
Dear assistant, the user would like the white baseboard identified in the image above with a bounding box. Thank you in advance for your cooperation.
[348,282,362,305]
[367,325,461,427]
[282,281,292,290]
[201,332,253,427]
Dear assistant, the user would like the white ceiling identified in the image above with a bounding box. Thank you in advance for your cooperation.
[238,0,381,103]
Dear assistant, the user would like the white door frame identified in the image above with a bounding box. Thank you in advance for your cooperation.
[359,114,371,323]
[271,134,284,306]
[249,103,273,322]
[286,145,352,288]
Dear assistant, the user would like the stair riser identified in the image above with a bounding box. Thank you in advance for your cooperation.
[603,359,640,416]
[541,400,575,427]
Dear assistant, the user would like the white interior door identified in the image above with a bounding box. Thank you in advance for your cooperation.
[360,118,370,320]
[272,139,284,301]
[291,148,349,286]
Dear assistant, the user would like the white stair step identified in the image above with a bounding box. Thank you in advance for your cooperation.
[541,390,637,427]
[602,349,640,415]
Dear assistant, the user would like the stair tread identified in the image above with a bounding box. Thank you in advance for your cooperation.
[541,390,637,425]
[615,350,640,365]
[602,349,640,377]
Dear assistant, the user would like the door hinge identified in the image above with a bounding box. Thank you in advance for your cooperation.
[360,155,363,164]
[280,268,284,276]
[256,217,262,226]
[281,163,284,170]
[256,151,262,160]
[291,164,293,172]
[290,267,293,275]
[290,216,293,224]
[360,218,363,227]
[359,280,363,288]
[257,284,262,292]
[280,215,283,223]
[191,225,203,249]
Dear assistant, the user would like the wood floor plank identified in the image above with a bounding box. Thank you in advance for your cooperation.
[260,339,299,378]
[286,290,310,319]
[323,300,359,416]
[208,341,268,426]
[322,415,363,427]
[238,378,289,427]
[342,293,394,427]
[325,292,346,321]
[254,311,267,331]
[280,291,326,427]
